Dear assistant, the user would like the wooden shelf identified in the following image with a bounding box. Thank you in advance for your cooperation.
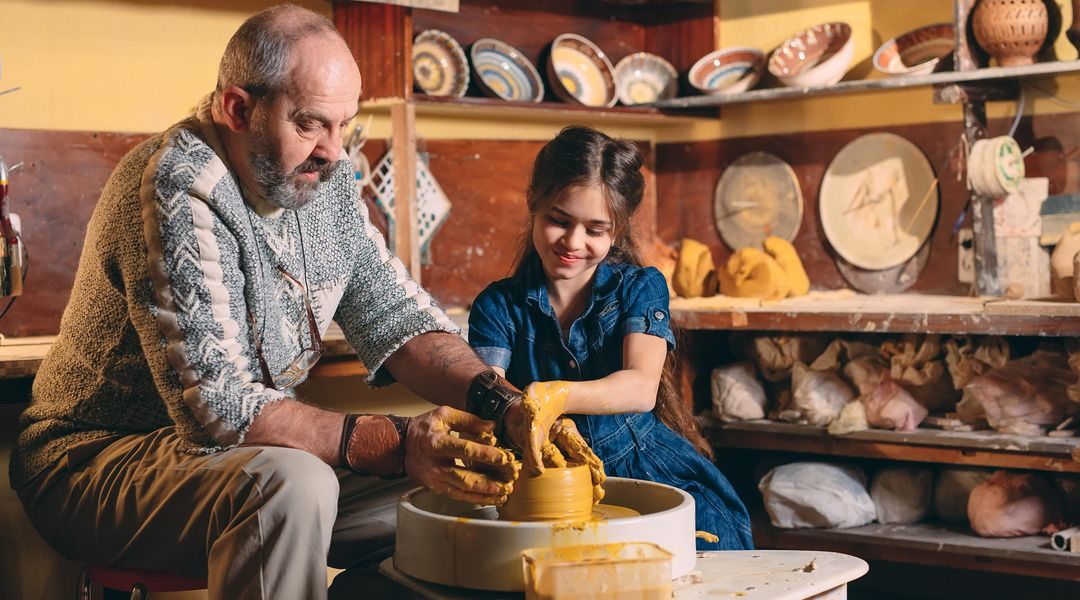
[755,518,1080,581]
[654,61,1080,108]
[709,420,1080,473]
[360,95,710,127]
[671,293,1080,336]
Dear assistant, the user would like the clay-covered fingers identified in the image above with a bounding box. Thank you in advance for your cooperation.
[514,381,573,478]
[432,434,518,482]
[550,418,606,503]
[432,466,514,506]
[540,441,567,469]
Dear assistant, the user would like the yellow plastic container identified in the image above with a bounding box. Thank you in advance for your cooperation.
[521,542,672,600]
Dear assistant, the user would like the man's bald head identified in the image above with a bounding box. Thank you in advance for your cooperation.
[216,4,347,100]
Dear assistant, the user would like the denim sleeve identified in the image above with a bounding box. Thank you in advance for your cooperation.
[468,285,514,370]
[621,267,676,350]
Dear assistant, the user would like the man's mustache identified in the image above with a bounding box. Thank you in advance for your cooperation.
[290,158,333,179]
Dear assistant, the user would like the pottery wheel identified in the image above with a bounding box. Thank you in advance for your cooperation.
[393,477,697,592]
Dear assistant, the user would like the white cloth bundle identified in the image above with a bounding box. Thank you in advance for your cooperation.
[711,362,768,422]
[870,467,933,524]
[759,462,876,529]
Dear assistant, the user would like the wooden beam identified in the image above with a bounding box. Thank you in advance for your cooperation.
[391,101,421,280]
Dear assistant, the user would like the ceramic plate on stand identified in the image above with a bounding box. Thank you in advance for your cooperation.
[714,151,803,250]
[412,29,469,97]
[819,132,938,271]
[835,237,931,293]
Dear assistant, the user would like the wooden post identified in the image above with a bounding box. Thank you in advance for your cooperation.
[391,101,421,282]
[954,0,1002,296]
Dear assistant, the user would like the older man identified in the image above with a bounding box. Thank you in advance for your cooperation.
[10,5,597,599]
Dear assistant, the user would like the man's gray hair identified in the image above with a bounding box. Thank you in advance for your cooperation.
[216,4,342,98]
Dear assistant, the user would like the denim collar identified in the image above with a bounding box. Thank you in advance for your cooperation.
[521,254,625,317]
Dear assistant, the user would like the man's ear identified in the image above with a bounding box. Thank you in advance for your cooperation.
[218,85,256,133]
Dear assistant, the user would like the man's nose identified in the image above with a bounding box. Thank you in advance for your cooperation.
[313,126,344,160]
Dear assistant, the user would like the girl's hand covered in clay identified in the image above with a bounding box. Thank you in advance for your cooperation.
[503,381,605,500]
[505,381,572,477]
[548,418,606,503]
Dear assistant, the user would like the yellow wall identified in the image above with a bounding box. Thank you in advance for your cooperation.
[1,0,1078,141]
[0,0,331,133]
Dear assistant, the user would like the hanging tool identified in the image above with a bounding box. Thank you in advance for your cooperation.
[0,155,26,298]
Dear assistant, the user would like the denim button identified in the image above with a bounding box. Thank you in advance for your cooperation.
[653,310,665,321]
[569,359,577,369]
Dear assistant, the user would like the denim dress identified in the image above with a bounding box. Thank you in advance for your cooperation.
[469,257,753,550]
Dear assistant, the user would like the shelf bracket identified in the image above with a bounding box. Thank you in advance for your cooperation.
[933,80,1019,104]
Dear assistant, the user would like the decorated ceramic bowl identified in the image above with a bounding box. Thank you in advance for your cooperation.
[613,52,678,105]
[546,33,617,108]
[412,29,469,97]
[768,22,854,88]
[470,38,544,102]
[688,47,766,95]
[873,23,955,77]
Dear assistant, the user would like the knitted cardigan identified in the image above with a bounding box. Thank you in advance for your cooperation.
[9,96,457,489]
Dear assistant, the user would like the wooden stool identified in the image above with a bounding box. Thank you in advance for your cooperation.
[77,565,207,600]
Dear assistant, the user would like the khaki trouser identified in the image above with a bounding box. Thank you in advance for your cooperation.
[17,427,415,599]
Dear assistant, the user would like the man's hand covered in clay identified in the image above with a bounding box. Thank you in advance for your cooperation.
[405,406,519,505]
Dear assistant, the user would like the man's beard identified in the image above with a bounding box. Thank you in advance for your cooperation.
[248,129,334,211]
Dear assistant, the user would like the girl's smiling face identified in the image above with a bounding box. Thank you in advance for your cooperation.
[532,184,615,285]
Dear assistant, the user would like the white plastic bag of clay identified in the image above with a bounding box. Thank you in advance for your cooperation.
[870,467,933,524]
[934,468,993,523]
[758,462,876,529]
[789,362,856,426]
[863,376,928,432]
[711,362,768,422]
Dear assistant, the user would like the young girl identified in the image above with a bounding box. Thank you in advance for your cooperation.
[468,125,753,550]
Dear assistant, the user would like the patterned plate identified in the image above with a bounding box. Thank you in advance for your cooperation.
[873,23,955,77]
[470,38,544,102]
[546,33,616,108]
[820,132,939,271]
[412,29,469,97]
[713,151,803,250]
[613,52,677,105]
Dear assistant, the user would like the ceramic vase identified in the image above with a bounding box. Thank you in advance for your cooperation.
[1068,0,1080,58]
[972,0,1049,66]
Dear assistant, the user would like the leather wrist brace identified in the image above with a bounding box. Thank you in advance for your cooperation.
[339,413,411,479]
[466,369,522,437]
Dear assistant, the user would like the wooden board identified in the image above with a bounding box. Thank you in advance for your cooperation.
[709,420,1080,473]
[671,293,1079,336]
[0,335,54,380]
[756,520,1080,581]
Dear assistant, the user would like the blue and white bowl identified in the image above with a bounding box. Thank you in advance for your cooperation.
[470,38,544,103]
[613,52,678,105]
[689,47,765,95]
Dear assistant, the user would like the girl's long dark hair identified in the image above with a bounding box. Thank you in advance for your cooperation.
[515,125,713,460]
